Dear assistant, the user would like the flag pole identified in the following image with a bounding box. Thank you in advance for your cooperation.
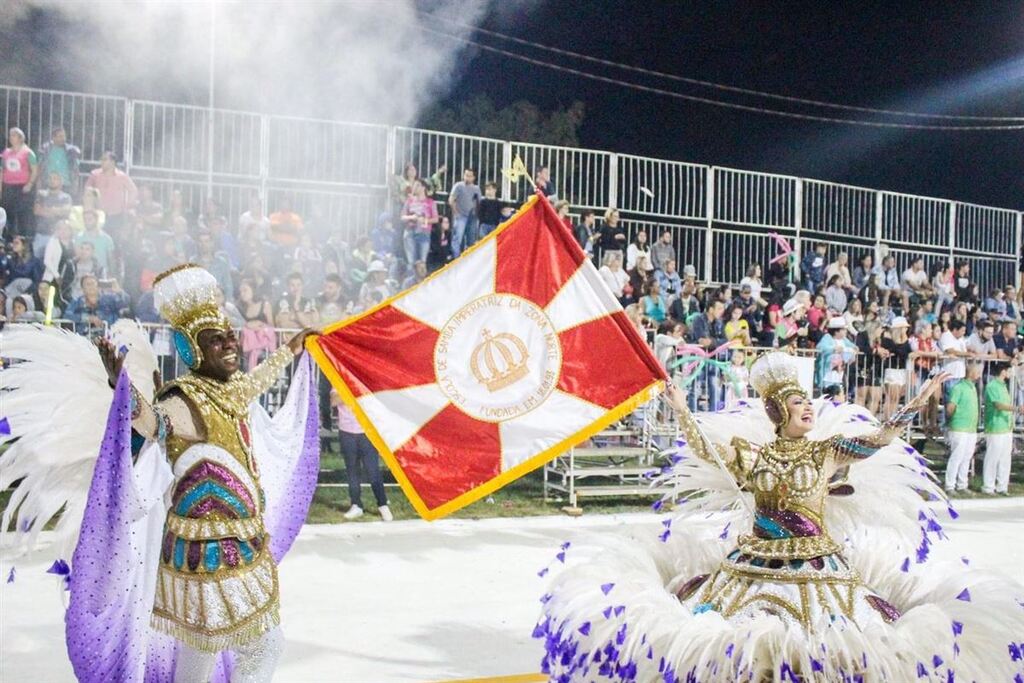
[44,282,56,326]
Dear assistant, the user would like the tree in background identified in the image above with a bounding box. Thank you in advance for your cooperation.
[419,95,585,147]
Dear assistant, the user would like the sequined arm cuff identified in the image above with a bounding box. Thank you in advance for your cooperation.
[239,345,294,404]
[129,384,159,439]
[834,404,917,461]
[675,403,714,463]
[129,385,175,443]
[674,403,739,478]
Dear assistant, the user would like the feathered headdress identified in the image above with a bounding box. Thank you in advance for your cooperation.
[749,352,806,426]
[153,264,230,368]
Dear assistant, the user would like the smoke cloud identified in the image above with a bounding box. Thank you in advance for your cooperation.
[1,0,492,127]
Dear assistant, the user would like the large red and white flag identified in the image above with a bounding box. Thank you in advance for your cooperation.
[308,194,666,519]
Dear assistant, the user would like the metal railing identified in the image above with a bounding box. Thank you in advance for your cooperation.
[1,82,1020,297]
[661,341,1021,434]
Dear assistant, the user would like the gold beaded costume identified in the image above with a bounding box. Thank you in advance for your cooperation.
[130,265,294,652]
[537,352,1024,681]
[0,264,319,683]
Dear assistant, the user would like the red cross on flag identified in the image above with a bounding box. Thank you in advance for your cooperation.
[308,195,666,520]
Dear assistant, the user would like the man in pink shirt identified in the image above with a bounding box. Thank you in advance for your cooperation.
[1,127,39,239]
[84,151,137,240]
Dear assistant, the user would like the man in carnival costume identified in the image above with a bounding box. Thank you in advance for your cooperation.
[0,263,320,682]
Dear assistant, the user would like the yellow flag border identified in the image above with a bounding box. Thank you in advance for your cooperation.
[307,193,664,520]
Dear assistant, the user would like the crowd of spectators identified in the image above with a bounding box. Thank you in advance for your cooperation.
[3,126,1022,424]
[597,230,1023,421]
[0,127,542,370]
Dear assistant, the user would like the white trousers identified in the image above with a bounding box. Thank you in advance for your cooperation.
[173,626,284,683]
[982,432,1013,494]
[945,431,977,490]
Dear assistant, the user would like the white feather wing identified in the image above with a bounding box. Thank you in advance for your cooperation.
[0,321,157,557]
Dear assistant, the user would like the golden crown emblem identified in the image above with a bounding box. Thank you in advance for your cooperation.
[470,329,530,393]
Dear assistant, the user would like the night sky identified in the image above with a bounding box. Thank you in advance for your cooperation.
[461,1,1024,209]
[5,2,1024,209]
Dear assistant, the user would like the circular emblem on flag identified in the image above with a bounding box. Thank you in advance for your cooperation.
[434,293,562,422]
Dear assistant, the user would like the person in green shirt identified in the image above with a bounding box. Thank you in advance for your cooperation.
[982,362,1020,494]
[944,362,981,492]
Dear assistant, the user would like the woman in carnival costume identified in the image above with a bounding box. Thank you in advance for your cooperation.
[536,351,1024,682]
[0,264,320,682]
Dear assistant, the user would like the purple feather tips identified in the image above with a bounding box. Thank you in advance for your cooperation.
[6,567,14,584]
[1009,642,1022,661]
[961,556,970,566]
[947,505,959,520]
[725,644,734,658]
[658,529,671,542]
[779,661,798,682]
[952,620,963,636]
[555,552,566,564]
[718,522,731,540]
[652,499,663,511]
[917,662,928,678]
[614,605,625,616]
[601,583,615,595]
[46,559,70,576]
[956,588,971,602]
[811,658,823,673]
[662,519,672,528]
[0,416,10,436]
[560,541,571,550]
[602,606,613,619]
[900,557,910,573]
[578,621,591,636]
[932,654,943,668]
[117,344,129,355]
[537,567,549,578]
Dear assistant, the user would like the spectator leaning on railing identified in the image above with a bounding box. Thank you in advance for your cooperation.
[0,127,38,240]
[448,167,481,257]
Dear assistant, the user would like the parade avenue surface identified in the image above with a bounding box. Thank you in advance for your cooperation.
[2,498,1022,683]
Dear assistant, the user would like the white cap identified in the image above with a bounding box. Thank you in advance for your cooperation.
[683,265,697,277]
[828,317,847,330]
[889,316,910,329]
[782,299,803,316]
[367,260,387,274]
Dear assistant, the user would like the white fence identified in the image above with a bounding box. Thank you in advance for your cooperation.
[3,83,1019,294]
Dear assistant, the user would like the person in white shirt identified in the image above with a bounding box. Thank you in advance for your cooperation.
[901,257,933,302]
[939,319,971,384]
[626,230,650,271]
[739,263,766,306]
[824,252,854,294]
[599,252,630,301]
[238,193,271,243]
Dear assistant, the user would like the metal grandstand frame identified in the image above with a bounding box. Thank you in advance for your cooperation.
[2,82,1019,295]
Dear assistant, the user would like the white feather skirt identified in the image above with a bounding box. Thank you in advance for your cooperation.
[536,400,1024,682]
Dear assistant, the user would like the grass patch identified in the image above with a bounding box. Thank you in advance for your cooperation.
[5,436,1023,528]
[307,469,658,524]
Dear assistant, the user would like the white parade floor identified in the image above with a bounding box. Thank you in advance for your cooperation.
[1,498,1022,683]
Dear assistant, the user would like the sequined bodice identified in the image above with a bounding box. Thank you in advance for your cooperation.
[738,436,841,560]
[160,373,255,472]
[749,437,830,521]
